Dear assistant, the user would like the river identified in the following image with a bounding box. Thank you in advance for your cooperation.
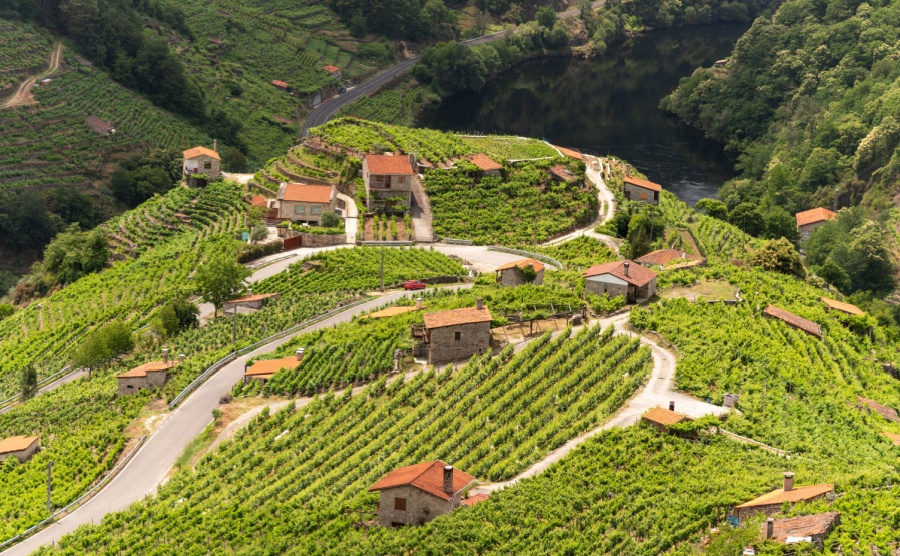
[417,23,750,205]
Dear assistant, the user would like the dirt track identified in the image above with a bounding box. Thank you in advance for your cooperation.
[1,42,63,110]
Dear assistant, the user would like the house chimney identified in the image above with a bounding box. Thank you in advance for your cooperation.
[179,353,186,363]
[623,261,630,277]
[625,164,632,177]
[296,348,305,361]
[162,348,169,364]
[443,465,454,495]
[765,518,774,539]
[668,401,675,411]
[416,298,423,310]
[213,139,218,153]
[682,252,686,259]
[783,472,794,492]
[476,298,484,310]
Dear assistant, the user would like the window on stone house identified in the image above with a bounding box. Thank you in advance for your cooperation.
[294,205,306,214]
[454,331,461,341]
[394,497,406,511]
[204,161,212,169]
[311,206,322,215]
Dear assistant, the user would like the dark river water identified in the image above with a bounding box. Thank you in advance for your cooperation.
[418,23,750,205]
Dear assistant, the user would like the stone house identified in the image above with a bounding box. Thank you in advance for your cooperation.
[820,297,864,316]
[368,460,476,527]
[362,154,415,212]
[795,207,836,240]
[0,435,41,463]
[763,305,822,338]
[467,153,502,177]
[276,183,336,225]
[117,359,175,396]
[583,260,657,303]
[243,351,302,384]
[635,249,704,271]
[421,301,492,364]
[733,473,834,522]
[85,116,116,135]
[623,176,661,205]
[761,512,840,550]
[323,65,342,79]
[183,145,221,183]
[495,258,545,286]
[641,403,692,431]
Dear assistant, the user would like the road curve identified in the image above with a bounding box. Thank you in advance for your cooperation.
[1,285,470,556]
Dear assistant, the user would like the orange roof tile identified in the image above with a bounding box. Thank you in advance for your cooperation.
[366,306,421,319]
[461,493,490,506]
[642,407,690,426]
[496,258,545,273]
[85,116,114,132]
[0,435,40,455]
[250,195,269,207]
[635,249,701,266]
[555,146,584,160]
[858,396,900,423]
[549,164,577,181]
[882,431,900,445]
[736,483,834,509]
[820,297,864,316]
[468,153,502,171]
[323,65,340,73]
[764,305,822,338]
[183,146,220,161]
[272,80,289,88]
[245,356,301,378]
[369,460,476,501]
[583,260,657,287]
[624,176,662,192]
[762,512,840,542]
[278,183,333,204]
[423,306,492,329]
[226,292,280,304]
[365,154,413,175]
[796,207,836,227]
[117,361,174,379]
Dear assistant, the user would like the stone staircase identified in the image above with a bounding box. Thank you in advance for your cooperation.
[410,177,434,243]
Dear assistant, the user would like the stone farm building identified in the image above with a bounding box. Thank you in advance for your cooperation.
[272,80,289,91]
[224,292,281,312]
[117,360,175,396]
[642,405,691,431]
[362,154,415,211]
[820,297,864,316]
[761,511,840,550]
[733,473,834,522]
[243,354,301,384]
[763,305,822,338]
[0,435,40,463]
[495,258,545,286]
[368,460,476,527]
[276,183,336,225]
[795,207,836,240]
[467,153,502,177]
[323,65,342,79]
[623,176,661,205]
[583,260,657,303]
[635,249,704,271]
[420,301,492,364]
[85,116,115,135]
[183,145,221,183]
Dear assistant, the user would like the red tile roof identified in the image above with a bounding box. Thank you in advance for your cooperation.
[635,249,701,266]
[624,176,662,192]
[0,435,40,455]
[423,306,492,329]
[820,297,864,316]
[272,80,289,89]
[250,195,269,207]
[85,116,114,132]
[278,183,334,204]
[763,305,822,338]
[183,146,220,161]
[365,154,413,175]
[555,146,584,160]
[736,483,834,509]
[461,493,490,506]
[762,512,840,542]
[642,407,690,426]
[582,260,657,287]
[117,361,174,379]
[366,305,421,319]
[796,207,836,227]
[496,258,545,273]
[245,356,301,378]
[468,153,502,171]
[549,164,577,181]
[882,431,900,445]
[323,65,340,73]
[858,396,900,423]
[369,460,476,501]
[226,293,280,304]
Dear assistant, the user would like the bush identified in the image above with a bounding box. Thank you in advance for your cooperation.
[238,241,284,263]
[320,211,343,228]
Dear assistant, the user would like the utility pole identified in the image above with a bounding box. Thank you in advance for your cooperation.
[47,461,53,514]
[231,306,237,350]
[380,247,385,292]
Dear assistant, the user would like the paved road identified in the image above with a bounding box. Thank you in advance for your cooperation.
[1,285,469,556]
[0,369,88,416]
[301,1,605,136]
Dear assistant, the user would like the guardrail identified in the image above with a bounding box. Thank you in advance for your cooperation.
[0,435,147,552]
[0,365,73,413]
[359,241,416,247]
[443,238,474,245]
[168,297,374,410]
[486,246,563,270]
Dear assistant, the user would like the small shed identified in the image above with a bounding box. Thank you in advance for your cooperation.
[495,258,545,286]
[368,460,476,527]
[117,360,175,396]
[635,249,704,271]
[795,208,836,240]
[272,80,290,91]
[583,260,657,303]
[858,396,900,423]
[421,300,492,364]
[0,435,40,463]
[323,65,342,79]
[763,305,822,338]
[733,473,834,522]
[761,512,840,550]
[467,153,502,177]
[183,145,221,182]
[224,292,281,312]
[243,353,302,384]
[820,297,864,316]
[641,404,692,431]
[623,176,661,205]
[85,116,116,135]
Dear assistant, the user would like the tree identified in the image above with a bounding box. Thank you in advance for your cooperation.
[746,238,805,279]
[320,211,343,229]
[536,5,556,28]
[0,304,14,321]
[728,202,766,237]
[154,304,180,338]
[73,322,133,372]
[815,258,851,292]
[763,207,799,242]
[695,198,728,220]
[42,225,109,285]
[250,224,269,244]
[195,254,251,317]
[170,298,200,330]
[20,367,37,401]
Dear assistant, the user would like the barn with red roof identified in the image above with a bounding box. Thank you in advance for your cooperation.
[369,460,476,527]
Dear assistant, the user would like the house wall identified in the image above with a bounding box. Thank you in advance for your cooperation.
[376,485,459,527]
[184,155,221,181]
[498,268,544,287]
[293,231,347,247]
[636,279,657,300]
[118,372,169,397]
[624,183,659,205]
[799,221,826,240]
[585,274,629,298]
[0,440,40,463]
[362,160,414,211]
[278,199,334,224]
[428,322,491,364]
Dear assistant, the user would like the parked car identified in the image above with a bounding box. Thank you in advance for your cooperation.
[403,280,426,290]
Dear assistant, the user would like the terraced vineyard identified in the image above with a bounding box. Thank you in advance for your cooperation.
[658,191,760,262]
[0,20,52,94]
[37,324,652,554]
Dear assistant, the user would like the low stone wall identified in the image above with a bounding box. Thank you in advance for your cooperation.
[296,231,346,247]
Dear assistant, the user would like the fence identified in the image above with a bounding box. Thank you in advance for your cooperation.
[486,246,563,270]
[359,240,415,247]
[443,238,474,245]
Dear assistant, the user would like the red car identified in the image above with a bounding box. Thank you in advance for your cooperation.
[403,280,426,290]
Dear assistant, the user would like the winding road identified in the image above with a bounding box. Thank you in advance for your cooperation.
[1,43,62,110]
